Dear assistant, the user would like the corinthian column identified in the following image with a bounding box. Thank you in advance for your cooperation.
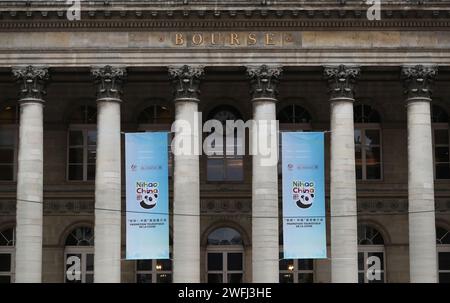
[91,65,127,283]
[12,66,49,283]
[324,65,360,283]
[247,65,282,283]
[169,65,204,283]
[402,65,438,283]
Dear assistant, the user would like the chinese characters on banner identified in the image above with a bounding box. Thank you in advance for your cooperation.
[282,132,327,259]
[125,132,169,260]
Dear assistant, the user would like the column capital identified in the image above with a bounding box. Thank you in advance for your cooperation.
[323,65,360,101]
[91,65,127,102]
[246,65,282,101]
[12,65,49,103]
[401,65,438,101]
[168,65,204,102]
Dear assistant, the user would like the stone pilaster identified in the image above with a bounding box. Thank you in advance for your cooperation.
[324,65,360,283]
[91,65,127,283]
[169,65,204,283]
[402,65,438,283]
[12,65,49,283]
[247,65,282,283]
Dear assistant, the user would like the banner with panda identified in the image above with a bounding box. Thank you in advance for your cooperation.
[282,132,327,259]
[125,132,169,260]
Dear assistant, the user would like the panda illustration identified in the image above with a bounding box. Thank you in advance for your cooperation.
[296,193,314,209]
[140,193,158,209]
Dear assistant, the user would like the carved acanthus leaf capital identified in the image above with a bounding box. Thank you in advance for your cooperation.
[168,65,204,101]
[246,65,282,100]
[323,65,360,100]
[91,65,127,101]
[401,65,438,100]
[12,65,50,101]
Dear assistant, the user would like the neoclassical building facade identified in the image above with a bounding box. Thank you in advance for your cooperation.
[0,0,450,283]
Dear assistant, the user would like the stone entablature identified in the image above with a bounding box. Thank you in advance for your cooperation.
[0,0,450,28]
[1,30,450,67]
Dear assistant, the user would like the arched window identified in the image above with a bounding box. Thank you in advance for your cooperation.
[206,106,244,182]
[65,226,94,246]
[0,105,19,181]
[207,227,243,246]
[437,226,450,283]
[206,227,244,283]
[68,105,97,124]
[354,104,382,180]
[277,105,312,124]
[432,105,449,123]
[432,105,450,179]
[354,104,381,123]
[0,227,15,283]
[64,226,94,283]
[138,105,173,125]
[136,236,173,283]
[0,105,19,125]
[357,224,385,283]
[67,105,97,181]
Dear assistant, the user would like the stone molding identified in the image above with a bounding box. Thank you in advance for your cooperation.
[1,198,449,216]
[201,199,252,214]
[2,19,450,31]
[2,1,450,30]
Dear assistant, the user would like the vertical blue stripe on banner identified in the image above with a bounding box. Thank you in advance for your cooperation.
[282,132,327,259]
[125,132,169,260]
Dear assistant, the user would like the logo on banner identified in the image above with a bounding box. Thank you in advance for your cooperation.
[292,180,315,209]
[136,181,159,209]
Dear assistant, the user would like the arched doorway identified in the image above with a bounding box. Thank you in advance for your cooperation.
[64,226,94,283]
[436,226,450,283]
[0,227,15,283]
[357,224,386,283]
[206,227,244,283]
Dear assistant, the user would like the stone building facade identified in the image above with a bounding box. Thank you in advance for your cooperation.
[0,0,449,283]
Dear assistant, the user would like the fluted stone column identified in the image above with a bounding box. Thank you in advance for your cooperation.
[12,66,49,283]
[169,65,204,283]
[324,65,360,283]
[402,65,438,283]
[91,65,127,283]
[247,65,282,283]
